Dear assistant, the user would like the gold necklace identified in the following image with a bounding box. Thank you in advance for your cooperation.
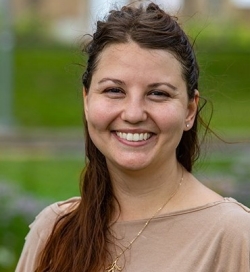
[106,168,184,272]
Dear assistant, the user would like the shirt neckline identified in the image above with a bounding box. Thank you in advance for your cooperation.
[114,197,246,225]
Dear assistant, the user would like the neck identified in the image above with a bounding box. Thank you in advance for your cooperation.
[108,161,184,221]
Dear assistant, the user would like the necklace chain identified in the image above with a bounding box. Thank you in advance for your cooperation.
[106,168,184,272]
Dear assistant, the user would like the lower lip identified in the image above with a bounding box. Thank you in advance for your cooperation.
[112,132,155,147]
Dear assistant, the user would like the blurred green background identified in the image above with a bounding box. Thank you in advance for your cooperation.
[0,0,250,271]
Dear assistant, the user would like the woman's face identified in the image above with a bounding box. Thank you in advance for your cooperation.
[84,42,198,173]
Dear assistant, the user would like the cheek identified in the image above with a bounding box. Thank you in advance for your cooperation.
[157,106,185,131]
[86,101,114,131]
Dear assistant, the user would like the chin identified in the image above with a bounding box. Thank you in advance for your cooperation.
[113,159,152,172]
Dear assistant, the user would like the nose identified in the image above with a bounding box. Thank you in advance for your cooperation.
[120,96,147,124]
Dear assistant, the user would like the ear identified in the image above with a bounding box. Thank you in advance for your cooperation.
[184,90,199,131]
[83,88,88,121]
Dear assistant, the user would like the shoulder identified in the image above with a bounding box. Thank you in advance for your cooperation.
[180,197,250,239]
[205,197,250,225]
[15,197,81,272]
[217,198,250,222]
[211,198,250,241]
[194,198,250,271]
[30,196,81,241]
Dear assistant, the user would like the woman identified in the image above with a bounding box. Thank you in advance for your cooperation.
[16,2,250,272]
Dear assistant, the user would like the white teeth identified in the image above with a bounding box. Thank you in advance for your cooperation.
[133,134,140,141]
[127,133,133,141]
[143,133,148,140]
[116,132,151,142]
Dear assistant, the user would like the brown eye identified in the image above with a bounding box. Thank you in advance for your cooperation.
[151,91,168,96]
[103,87,125,98]
[106,88,123,94]
[148,90,170,100]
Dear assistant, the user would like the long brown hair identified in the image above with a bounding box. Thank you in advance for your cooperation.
[36,3,202,271]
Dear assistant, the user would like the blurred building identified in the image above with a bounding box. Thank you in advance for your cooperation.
[10,0,250,42]
[182,0,235,19]
[182,0,250,24]
[11,0,89,41]
[11,0,86,21]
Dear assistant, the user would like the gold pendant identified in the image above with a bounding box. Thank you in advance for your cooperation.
[106,258,122,272]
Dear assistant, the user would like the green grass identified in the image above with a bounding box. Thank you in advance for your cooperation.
[13,44,250,135]
[1,152,249,272]
[0,157,83,271]
[3,24,250,272]
[1,153,249,205]
[5,32,250,272]
[14,47,84,127]
[0,158,82,200]
[198,52,250,134]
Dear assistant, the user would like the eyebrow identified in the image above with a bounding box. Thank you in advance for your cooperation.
[98,78,177,91]
[98,78,125,86]
[148,82,177,91]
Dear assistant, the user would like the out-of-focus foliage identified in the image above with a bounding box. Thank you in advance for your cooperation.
[12,18,250,134]
[13,7,53,47]
[186,21,250,53]
[0,181,51,271]
[0,157,82,271]
[14,46,84,127]
[14,46,250,132]
[1,8,249,272]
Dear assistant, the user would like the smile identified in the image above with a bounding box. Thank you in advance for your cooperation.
[115,132,152,142]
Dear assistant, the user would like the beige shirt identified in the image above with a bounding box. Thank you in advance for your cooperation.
[16,197,250,272]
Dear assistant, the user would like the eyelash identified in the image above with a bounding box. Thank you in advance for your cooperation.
[104,87,124,94]
[148,90,170,97]
[106,88,123,93]
[103,88,171,100]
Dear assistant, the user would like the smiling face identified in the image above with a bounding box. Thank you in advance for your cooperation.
[84,42,198,173]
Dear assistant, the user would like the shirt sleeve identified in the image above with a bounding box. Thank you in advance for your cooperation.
[15,204,59,272]
[15,197,80,272]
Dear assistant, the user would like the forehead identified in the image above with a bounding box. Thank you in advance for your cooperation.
[95,42,183,75]
[90,42,186,90]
